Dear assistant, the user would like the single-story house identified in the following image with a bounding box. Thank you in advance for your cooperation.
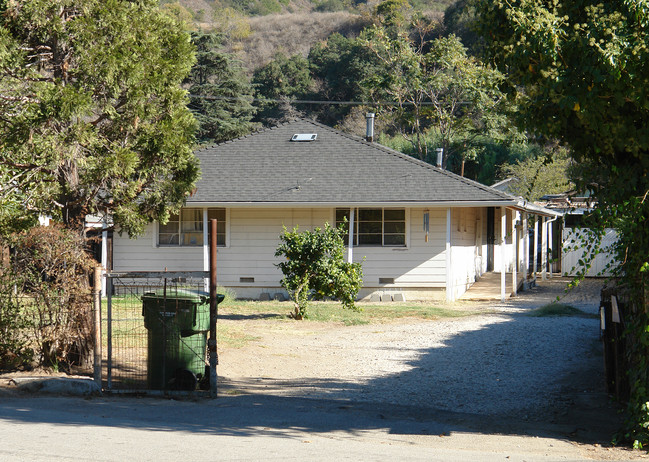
[111,117,559,301]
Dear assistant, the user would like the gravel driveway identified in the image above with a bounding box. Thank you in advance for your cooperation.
[218,277,609,422]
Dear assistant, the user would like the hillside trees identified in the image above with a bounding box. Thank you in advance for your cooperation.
[308,33,383,126]
[185,32,258,144]
[468,0,649,444]
[252,53,313,124]
[359,26,508,168]
[499,147,573,201]
[0,0,198,238]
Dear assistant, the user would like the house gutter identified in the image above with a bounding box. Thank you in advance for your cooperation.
[186,200,523,209]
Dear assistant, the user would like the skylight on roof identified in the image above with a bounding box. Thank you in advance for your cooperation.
[291,134,317,142]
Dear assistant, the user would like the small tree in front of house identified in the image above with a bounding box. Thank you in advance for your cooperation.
[275,223,363,320]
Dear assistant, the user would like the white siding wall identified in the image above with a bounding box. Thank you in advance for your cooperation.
[354,208,446,288]
[113,222,203,271]
[113,207,449,299]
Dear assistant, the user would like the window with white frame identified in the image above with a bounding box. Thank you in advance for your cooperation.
[335,208,406,246]
[158,208,226,246]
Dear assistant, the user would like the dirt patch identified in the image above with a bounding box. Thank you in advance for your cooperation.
[215,278,642,460]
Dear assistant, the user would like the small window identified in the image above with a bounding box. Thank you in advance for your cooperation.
[336,208,406,247]
[158,208,226,247]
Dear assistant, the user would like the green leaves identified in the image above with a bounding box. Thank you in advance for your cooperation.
[469,0,649,444]
[359,26,507,166]
[275,223,363,319]
[0,0,198,237]
[185,32,257,144]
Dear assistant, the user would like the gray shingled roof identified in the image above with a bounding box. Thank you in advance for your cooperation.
[188,119,517,206]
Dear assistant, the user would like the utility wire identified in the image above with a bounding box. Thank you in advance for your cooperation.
[187,94,450,106]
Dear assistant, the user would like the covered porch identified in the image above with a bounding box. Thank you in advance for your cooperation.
[460,271,526,301]
[455,204,561,302]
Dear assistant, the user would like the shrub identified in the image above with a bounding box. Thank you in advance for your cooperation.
[0,265,34,370]
[7,225,95,370]
[275,222,363,319]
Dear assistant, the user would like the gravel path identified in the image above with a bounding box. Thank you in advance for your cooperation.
[218,277,608,421]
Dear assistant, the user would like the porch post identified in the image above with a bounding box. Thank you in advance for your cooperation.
[512,210,518,296]
[548,219,554,279]
[523,212,529,279]
[533,215,539,279]
[446,208,453,302]
[500,206,506,302]
[347,207,355,263]
[541,216,548,281]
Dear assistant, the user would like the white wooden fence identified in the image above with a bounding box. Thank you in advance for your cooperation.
[561,228,618,277]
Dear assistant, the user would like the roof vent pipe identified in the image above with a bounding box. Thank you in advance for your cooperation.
[365,113,375,142]
[436,148,444,168]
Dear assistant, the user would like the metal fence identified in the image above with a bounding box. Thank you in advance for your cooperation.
[103,271,212,394]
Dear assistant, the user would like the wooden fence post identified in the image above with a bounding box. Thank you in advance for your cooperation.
[209,218,218,398]
[93,266,102,388]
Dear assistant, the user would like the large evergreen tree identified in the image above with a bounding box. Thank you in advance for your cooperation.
[185,32,257,145]
[0,0,198,237]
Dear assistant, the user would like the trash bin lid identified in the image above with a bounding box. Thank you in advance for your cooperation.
[142,289,209,304]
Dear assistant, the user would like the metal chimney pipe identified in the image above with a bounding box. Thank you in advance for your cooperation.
[436,148,444,168]
[365,113,375,142]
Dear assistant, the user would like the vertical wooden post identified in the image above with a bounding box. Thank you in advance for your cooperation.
[500,207,506,302]
[209,218,218,398]
[512,211,518,296]
[541,217,548,281]
[446,208,453,302]
[533,216,539,279]
[203,208,209,291]
[548,219,554,279]
[93,266,102,389]
[347,208,354,263]
[106,275,113,391]
[523,212,529,279]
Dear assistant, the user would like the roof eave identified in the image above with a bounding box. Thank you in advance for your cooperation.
[185,200,521,208]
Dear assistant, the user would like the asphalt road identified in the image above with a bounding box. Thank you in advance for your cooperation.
[0,393,642,461]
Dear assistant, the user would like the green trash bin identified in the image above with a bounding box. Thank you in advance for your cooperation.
[142,289,224,390]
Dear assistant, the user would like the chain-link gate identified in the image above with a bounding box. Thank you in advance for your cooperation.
[102,271,214,394]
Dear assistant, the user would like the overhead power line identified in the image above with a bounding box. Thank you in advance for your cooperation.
[187,94,453,107]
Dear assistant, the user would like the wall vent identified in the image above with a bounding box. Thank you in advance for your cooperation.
[379,277,395,284]
[291,134,317,142]
[240,277,255,283]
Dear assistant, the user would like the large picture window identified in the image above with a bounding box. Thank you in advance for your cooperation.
[158,208,226,247]
[336,208,406,247]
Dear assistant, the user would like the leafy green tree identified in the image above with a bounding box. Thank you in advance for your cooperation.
[499,147,573,201]
[359,26,507,168]
[0,0,198,237]
[468,0,649,445]
[275,223,363,320]
[212,7,252,42]
[185,32,257,144]
[252,53,313,124]
[308,33,383,126]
